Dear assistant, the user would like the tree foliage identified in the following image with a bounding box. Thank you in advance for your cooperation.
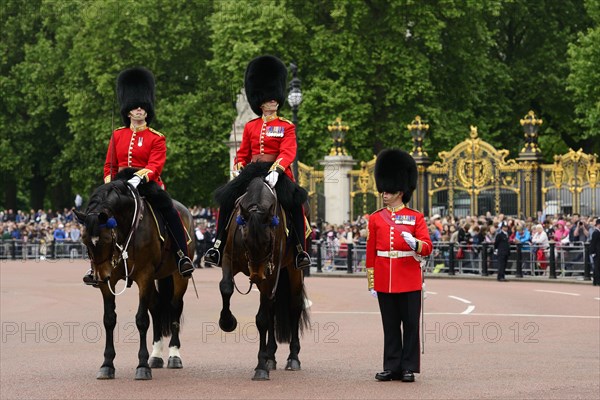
[1,0,598,210]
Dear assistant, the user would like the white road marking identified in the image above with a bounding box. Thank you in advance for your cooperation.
[594,297,600,301]
[535,290,580,296]
[426,291,438,295]
[448,295,472,304]
[311,311,599,319]
[461,305,476,315]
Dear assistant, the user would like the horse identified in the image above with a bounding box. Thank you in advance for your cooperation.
[74,177,193,380]
[218,177,310,381]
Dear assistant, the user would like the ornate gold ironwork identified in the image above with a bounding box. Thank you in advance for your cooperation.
[408,115,429,158]
[349,157,379,221]
[328,117,350,156]
[519,110,543,157]
[298,161,324,221]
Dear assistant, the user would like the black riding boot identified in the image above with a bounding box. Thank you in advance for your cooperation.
[203,205,233,267]
[164,207,194,278]
[291,204,311,270]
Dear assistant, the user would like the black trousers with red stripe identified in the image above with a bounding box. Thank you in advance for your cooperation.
[376,290,421,373]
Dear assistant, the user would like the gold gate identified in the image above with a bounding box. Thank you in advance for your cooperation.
[297,161,324,222]
[541,149,599,216]
[427,126,521,218]
[348,157,381,222]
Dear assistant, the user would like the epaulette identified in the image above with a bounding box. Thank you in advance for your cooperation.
[114,126,127,131]
[149,127,164,137]
[249,116,262,122]
[278,116,294,125]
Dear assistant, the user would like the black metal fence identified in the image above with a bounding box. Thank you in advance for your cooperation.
[0,239,87,261]
[309,239,595,280]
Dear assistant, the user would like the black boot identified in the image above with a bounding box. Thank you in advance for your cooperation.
[203,206,232,268]
[164,207,194,278]
[82,269,99,287]
[291,205,312,270]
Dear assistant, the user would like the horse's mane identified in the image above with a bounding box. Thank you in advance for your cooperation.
[84,179,131,236]
[242,178,276,257]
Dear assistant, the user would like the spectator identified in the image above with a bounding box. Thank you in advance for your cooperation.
[53,224,66,241]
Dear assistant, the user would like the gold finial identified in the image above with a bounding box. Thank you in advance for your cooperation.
[520,110,543,127]
[407,115,429,132]
[469,125,478,139]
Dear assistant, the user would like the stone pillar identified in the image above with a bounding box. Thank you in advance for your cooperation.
[320,155,355,225]
[227,88,258,179]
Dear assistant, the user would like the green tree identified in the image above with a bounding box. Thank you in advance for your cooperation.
[567,0,600,154]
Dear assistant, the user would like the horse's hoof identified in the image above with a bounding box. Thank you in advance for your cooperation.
[285,359,301,371]
[219,315,238,332]
[149,357,164,369]
[265,359,277,371]
[167,356,183,369]
[135,367,152,380]
[252,369,270,381]
[96,366,115,379]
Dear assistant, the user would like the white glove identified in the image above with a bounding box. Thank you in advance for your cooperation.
[401,231,417,250]
[232,169,241,178]
[369,289,378,298]
[127,175,142,189]
[265,170,280,188]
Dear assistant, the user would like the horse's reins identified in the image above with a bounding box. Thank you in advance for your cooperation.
[233,183,284,300]
[106,184,142,296]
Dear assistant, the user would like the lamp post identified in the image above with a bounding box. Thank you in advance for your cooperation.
[288,62,302,180]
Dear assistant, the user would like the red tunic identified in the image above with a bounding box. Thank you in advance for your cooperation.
[366,205,432,293]
[103,125,166,188]
[234,115,297,180]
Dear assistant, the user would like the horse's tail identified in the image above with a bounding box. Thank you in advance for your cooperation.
[156,275,181,337]
[274,268,310,343]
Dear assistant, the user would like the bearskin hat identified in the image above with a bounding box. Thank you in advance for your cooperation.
[116,67,156,125]
[244,55,287,116]
[375,148,417,204]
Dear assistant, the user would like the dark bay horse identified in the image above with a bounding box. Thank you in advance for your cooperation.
[218,177,310,380]
[75,178,193,380]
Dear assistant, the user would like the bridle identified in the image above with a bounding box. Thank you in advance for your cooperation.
[233,183,284,299]
[86,183,143,295]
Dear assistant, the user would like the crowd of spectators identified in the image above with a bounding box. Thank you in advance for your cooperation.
[2,206,598,278]
[0,206,217,261]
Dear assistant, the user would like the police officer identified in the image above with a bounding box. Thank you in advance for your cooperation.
[366,149,432,382]
[204,55,310,270]
[494,222,510,282]
[83,67,193,285]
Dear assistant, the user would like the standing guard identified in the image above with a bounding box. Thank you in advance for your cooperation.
[366,148,432,382]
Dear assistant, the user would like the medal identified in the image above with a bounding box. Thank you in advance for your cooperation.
[138,137,143,147]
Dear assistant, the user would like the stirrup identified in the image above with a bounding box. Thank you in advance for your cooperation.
[178,256,194,277]
[203,247,221,267]
[295,250,312,270]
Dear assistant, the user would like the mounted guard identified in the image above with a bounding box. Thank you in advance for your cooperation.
[203,55,311,270]
[82,66,194,286]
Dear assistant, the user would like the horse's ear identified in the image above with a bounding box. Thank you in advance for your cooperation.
[74,209,87,224]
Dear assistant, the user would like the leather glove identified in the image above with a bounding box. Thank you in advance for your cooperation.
[265,170,280,188]
[369,289,378,298]
[127,175,142,189]
[401,231,417,250]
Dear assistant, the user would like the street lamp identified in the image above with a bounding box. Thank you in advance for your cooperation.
[288,62,302,180]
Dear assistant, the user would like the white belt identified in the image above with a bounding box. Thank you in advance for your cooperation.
[377,250,416,259]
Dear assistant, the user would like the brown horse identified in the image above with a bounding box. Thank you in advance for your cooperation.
[218,177,310,380]
[75,178,193,380]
